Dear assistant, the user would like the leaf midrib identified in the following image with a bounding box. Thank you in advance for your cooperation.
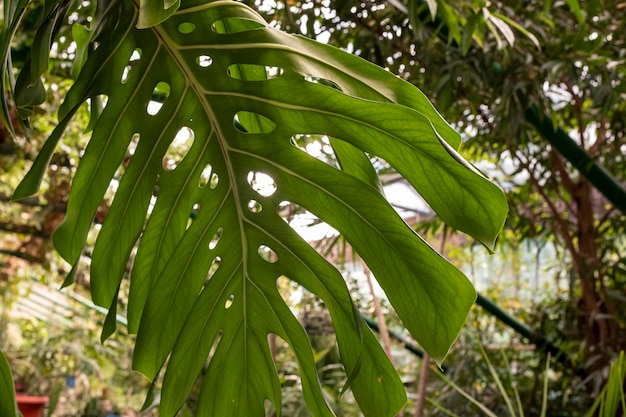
[143,2,255,374]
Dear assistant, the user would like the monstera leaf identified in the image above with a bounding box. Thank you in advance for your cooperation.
[4,0,507,416]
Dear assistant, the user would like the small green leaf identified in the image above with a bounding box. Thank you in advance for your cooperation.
[487,13,515,46]
[12,109,79,200]
[30,8,57,82]
[0,351,18,417]
[71,24,91,79]
[138,0,180,28]
[427,0,437,20]
[438,2,461,45]
[461,13,483,56]
[492,12,541,50]
[565,0,585,27]
[14,61,46,119]
[101,286,121,342]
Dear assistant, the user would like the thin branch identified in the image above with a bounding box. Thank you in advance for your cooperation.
[513,151,579,262]
[0,248,41,263]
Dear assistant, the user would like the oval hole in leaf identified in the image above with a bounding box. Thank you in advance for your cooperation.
[186,204,200,229]
[204,256,222,285]
[147,194,158,216]
[147,81,170,116]
[224,294,234,309]
[234,111,276,134]
[127,133,140,157]
[247,171,277,197]
[258,245,278,263]
[290,134,339,168]
[227,64,284,81]
[121,48,141,83]
[211,17,265,34]
[248,200,262,213]
[208,227,223,250]
[178,22,196,34]
[276,276,293,300]
[303,75,343,92]
[198,164,212,188]
[196,55,212,68]
[163,127,194,170]
[277,201,336,240]
[209,172,219,189]
[86,94,108,133]
[276,200,300,223]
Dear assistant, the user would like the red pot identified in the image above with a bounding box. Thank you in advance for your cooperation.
[16,395,48,417]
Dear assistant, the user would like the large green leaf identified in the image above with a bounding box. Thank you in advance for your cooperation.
[7,0,507,416]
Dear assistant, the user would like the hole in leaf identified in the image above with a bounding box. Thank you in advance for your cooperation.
[227,64,284,81]
[209,172,219,189]
[147,194,157,216]
[211,17,265,34]
[277,201,299,223]
[224,294,234,309]
[147,81,170,115]
[209,227,223,250]
[258,245,278,263]
[234,111,276,134]
[276,276,293,301]
[301,303,335,336]
[198,164,213,188]
[277,201,338,241]
[248,200,262,213]
[290,134,339,168]
[121,48,141,83]
[196,55,212,68]
[205,256,222,285]
[87,95,108,128]
[178,22,196,34]
[127,133,140,157]
[303,75,343,91]
[267,333,299,382]
[163,126,195,170]
[121,67,131,83]
[247,171,277,197]
[185,203,200,230]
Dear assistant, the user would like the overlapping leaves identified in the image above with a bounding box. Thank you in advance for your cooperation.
[6,0,507,416]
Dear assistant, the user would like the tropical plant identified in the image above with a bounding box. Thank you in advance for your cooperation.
[1,1,507,416]
[270,0,626,384]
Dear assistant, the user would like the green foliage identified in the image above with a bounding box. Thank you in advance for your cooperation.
[429,292,593,417]
[0,351,18,417]
[2,0,507,416]
[431,345,551,417]
[586,351,626,417]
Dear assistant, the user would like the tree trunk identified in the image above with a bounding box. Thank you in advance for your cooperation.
[572,178,616,379]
